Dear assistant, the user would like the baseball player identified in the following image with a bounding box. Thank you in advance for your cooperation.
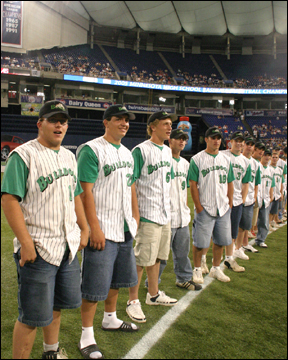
[222,131,252,268]
[189,127,235,283]
[249,142,266,238]
[254,149,275,248]
[76,105,140,359]
[145,129,202,291]
[269,150,284,230]
[1,100,89,359]
[275,147,287,223]
[126,111,178,325]
[238,136,261,254]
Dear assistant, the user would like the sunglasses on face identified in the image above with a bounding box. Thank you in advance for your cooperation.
[45,117,68,125]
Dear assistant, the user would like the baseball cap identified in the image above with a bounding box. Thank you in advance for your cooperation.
[103,104,136,120]
[244,136,256,144]
[231,131,245,141]
[205,127,223,138]
[39,100,71,121]
[254,142,266,150]
[147,111,178,125]
[264,149,272,156]
[170,129,188,140]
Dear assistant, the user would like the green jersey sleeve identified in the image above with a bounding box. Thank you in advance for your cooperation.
[1,152,29,200]
[283,164,287,175]
[188,159,199,182]
[74,178,83,197]
[132,147,144,180]
[228,163,235,183]
[242,164,252,183]
[255,166,261,186]
[77,145,99,183]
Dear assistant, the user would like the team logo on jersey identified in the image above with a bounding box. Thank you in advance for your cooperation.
[201,165,228,178]
[147,161,171,175]
[37,168,76,192]
[103,161,132,177]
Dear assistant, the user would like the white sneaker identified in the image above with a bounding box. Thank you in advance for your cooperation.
[193,268,204,284]
[242,244,259,253]
[234,248,249,260]
[247,231,256,238]
[224,258,245,272]
[146,290,177,306]
[258,242,268,248]
[269,225,276,232]
[201,260,209,274]
[126,299,146,323]
[209,267,230,282]
[271,221,280,228]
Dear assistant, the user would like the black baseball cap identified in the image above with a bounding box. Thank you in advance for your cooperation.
[255,142,266,150]
[147,111,178,125]
[231,131,245,141]
[244,136,256,144]
[39,100,71,121]
[170,129,188,140]
[103,104,136,120]
[205,127,223,138]
[264,149,272,156]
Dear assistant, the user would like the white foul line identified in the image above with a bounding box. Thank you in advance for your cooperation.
[123,275,215,359]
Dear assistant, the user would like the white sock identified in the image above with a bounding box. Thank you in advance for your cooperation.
[80,326,96,348]
[43,342,59,352]
[213,266,221,270]
[102,311,123,329]
[194,267,202,271]
[201,255,206,261]
[225,256,233,261]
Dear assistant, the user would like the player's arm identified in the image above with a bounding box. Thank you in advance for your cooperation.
[74,194,89,251]
[80,182,106,251]
[131,183,140,229]
[1,194,36,266]
[241,183,249,204]
[228,182,234,208]
[190,180,203,214]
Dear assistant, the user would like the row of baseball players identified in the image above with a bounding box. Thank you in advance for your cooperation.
[1,101,287,359]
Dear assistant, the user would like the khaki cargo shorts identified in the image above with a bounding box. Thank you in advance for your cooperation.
[134,221,171,267]
[252,199,259,227]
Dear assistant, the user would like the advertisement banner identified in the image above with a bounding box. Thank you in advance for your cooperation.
[21,95,43,116]
[245,110,265,116]
[56,98,112,109]
[1,1,23,48]
[124,103,176,113]
[186,108,233,116]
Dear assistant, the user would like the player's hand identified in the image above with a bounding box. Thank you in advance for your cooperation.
[78,228,89,251]
[196,206,204,214]
[89,228,106,251]
[19,242,37,267]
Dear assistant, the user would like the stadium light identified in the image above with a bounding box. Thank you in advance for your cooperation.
[229,100,235,105]
[218,99,222,103]
[159,97,166,102]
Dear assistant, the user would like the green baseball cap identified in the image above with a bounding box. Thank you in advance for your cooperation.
[205,127,223,138]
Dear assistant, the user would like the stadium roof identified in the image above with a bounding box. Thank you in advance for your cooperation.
[64,1,287,36]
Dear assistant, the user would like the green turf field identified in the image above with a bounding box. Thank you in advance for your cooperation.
[1,174,287,359]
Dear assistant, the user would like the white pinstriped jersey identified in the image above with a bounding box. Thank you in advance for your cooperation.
[222,150,251,207]
[77,137,137,241]
[277,158,287,192]
[245,157,261,206]
[11,139,81,266]
[259,165,275,208]
[133,140,173,225]
[190,150,234,217]
[170,157,191,228]
[270,165,284,201]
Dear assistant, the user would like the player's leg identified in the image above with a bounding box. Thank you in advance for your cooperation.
[240,204,259,253]
[192,209,214,284]
[209,208,232,282]
[255,205,269,247]
[12,321,37,359]
[201,242,211,274]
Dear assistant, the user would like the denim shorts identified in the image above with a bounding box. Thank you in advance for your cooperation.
[239,204,254,230]
[13,247,81,327]
[231,204,243,239]
[192,207,232,249]
[81,232,138,302]
[270,199,279,215]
